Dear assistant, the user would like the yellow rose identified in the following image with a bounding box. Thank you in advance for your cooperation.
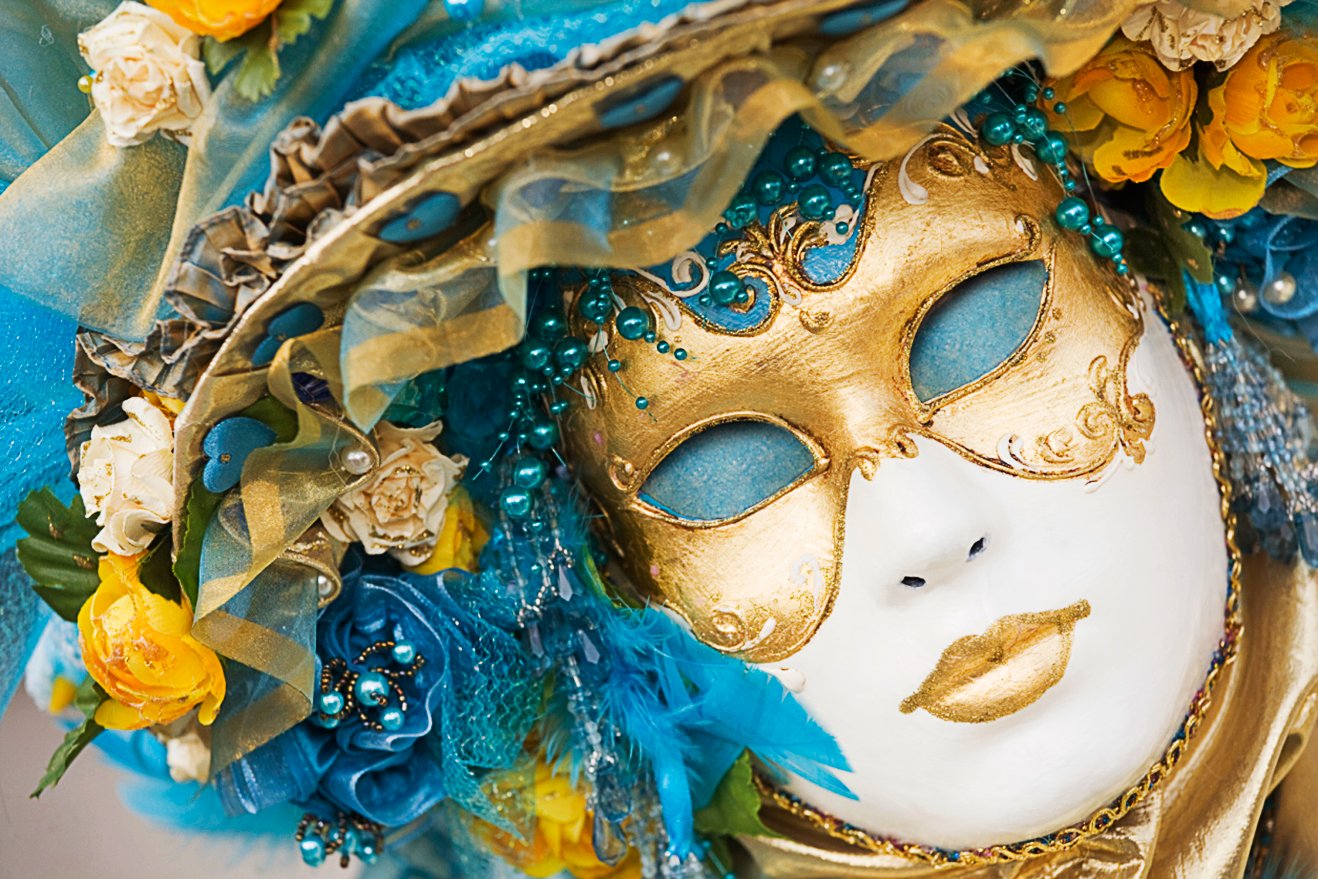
[1046,37,1197,183]
[406,486,489,575]
[148,0,281,41]
[474,763,640,879]
[1161,31,1318,217]
[1205,32,1318,168]
[78,554,226,730]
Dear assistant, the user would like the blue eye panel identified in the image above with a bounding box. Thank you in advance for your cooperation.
[640,420,815,522]
[909,260,1047,403]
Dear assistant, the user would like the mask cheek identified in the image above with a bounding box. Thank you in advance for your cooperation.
[615,467,849,664]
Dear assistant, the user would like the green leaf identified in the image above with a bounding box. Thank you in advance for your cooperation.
[138,531,181,603]
[241,396,299,443]
[694,752,781,839]
[16,489,102,622]
[31,677,106,798]
[274,0,333,46]
[203,33,248,75]
[174,476,223,609]
[230,18,280,101]
[1148,187,1215,285]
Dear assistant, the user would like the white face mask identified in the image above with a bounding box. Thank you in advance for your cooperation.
[775,306,1227,849]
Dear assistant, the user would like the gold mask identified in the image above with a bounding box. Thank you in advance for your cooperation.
[560,130,1153,663]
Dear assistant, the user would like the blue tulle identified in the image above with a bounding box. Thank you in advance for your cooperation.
[351,0,715,111]
[0,292,78,716]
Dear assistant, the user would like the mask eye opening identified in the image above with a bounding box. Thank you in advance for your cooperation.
[906,250,1053,412]
[634,415,822,527]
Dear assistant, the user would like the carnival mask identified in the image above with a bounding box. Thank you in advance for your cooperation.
[562,132,1229,847]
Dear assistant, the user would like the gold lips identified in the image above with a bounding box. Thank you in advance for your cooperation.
[899,599,1092,723]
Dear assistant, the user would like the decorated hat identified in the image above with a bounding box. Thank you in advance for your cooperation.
[4,1,1318,877]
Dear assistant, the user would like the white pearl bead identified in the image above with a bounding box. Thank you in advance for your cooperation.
[813,62,849,92]
[341,446,373,475]
[1233,282,1258,314]
[316,574,334,598]
[1262,271,1298,306]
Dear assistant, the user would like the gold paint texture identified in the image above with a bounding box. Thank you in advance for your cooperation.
[561,133,1150,664]
[900,599,1092,724]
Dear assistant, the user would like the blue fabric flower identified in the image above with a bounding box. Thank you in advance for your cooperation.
[217,554,538,830]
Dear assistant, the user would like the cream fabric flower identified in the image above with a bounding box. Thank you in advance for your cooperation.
[1122,0,1292,71]
[78,396,175,556]
[164,730,211,783]
[78,1,211,147]
[321,422,467,565]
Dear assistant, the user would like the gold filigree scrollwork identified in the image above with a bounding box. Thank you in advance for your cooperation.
[1077,355,1156,465]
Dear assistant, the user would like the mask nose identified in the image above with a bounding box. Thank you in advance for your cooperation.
[845,441,999,591]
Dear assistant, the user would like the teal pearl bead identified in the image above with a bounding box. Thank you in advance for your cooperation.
[1035,132,1068,164]
[734,289,750,304]
[1055,196,1090,231]
[1090,227,1125,259]
[635,397,650,410]
[549,400,568,415]
[577,292,612,324]
[656,340,670,354]
[379,706,405,731]
[643,331,656,343]
[1020,108,1048,141]
[1215,272,1237,296]
[1053,101,1067,114]
[819,151,853,185]
[528,419,559,450]
[710,270,741,306]
[499,487,533,519]
[355,672,389,705]
[313,712,340,729]
[723,192,757,229]
[521,343,552,371]
[318,690,345,715]
[982,112,1016,146]
[513,456,548,489]
[798,184,832,220]
[1042,87,1055,100]
[391,641,417,665]
[784,146,817,181]
[674,348,688,361]
[554,337,589,372]
[616,306,651,340]
[1063,178,1078,191]
[358,841,380,866]
[752,170,785,205]
[531,311,567,342]
[300,836,327,867]
[607,358,622,372]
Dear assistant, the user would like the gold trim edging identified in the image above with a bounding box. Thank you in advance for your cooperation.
[753,281,1244,868]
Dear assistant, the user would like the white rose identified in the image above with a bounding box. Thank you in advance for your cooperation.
[165,730,211,783]
[78,396,175,556]
[320,421,467,565]
[78,1,211,147]
[1122,0,1293,71]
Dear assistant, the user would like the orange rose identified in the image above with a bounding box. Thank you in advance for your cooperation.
[148,0,281,41]
[1046,37,1197,183]
[78,554,226,730]
[1203,32,1318,169]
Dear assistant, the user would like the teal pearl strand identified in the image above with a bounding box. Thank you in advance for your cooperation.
[980,79,1129,277]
